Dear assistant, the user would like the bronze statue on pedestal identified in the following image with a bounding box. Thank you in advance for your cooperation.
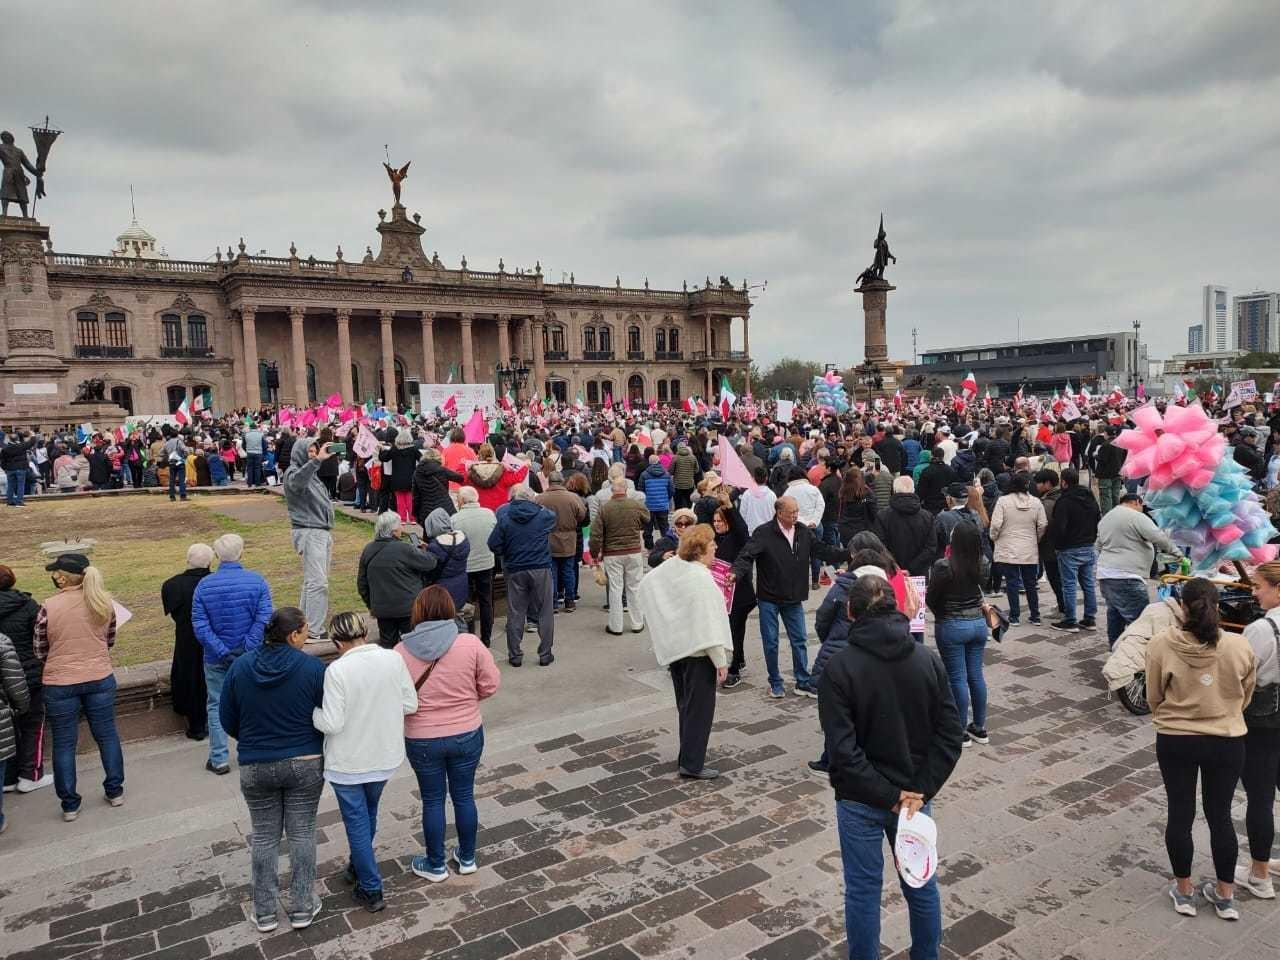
[383,160,411,205]
[855,214,896,288]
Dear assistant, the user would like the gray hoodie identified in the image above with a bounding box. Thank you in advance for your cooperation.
[400,617,459,663]
[283,441,334,531]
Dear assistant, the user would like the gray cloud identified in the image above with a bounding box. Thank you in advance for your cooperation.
[8,1,1279,368]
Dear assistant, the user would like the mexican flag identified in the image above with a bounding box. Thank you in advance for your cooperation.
[683,395,697,414]
[960,370,978,398]
[574,391,586,411]
[499,389,514,412]
[983,387,992,411]
[1078,385,1092,405]
[1108,386,1126,405]
[1051,389,1065,416]
[892,388,903,409]
[1013,385,1023,410]
[173,397,191,426]
[529,394,543,416]
[719,376,736,420]
[192,391,206,413]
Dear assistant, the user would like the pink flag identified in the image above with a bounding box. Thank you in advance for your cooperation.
[298,409,316,429]
[463,407,487,444]
[501,450,524,471]
[277,408,293,427]
[442,394,458,417]
[353,423,379,458]
[717,437,758,490]
[339,406,357,423]
[326,393,343,408]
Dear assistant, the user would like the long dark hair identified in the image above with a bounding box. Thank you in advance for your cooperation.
[839,467,868,512]
[1181,578,1221,647]
[265,607,306,644]
[947,522,983,591]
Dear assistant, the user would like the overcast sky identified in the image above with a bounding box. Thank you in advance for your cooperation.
[10,1,1279,367]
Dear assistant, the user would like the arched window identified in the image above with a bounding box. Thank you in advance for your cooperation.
[76,311,100,347]
[655,329,666,352]
[351,364,361,402]
[583,327,596,353]
[74,305,132,358]
[657,379,668,402]
[586,381,599,405]
[599,327,612,353]
[628,326,641,353]
[306,363,318,404]
[166,385,188,412]
[628,374,644,402]
[162,314,183,349]
[669,378,682,401]
[600,378,613,400]
[187,315,208,350]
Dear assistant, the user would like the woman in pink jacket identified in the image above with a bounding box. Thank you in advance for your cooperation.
[397,586,500,882]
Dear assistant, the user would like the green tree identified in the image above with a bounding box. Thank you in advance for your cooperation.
[756,357,824,399]
[1232,352,1280,368]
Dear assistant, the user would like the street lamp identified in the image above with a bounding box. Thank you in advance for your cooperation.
[855,361,882,404]
[495,356,531,397]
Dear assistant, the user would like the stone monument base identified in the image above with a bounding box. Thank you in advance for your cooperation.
[856,278,895,364]
[2,399,130,432]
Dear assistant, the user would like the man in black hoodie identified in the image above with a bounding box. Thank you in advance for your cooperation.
[872,476,936,576]
[1047,467,1100,631]
[818,575,963,960]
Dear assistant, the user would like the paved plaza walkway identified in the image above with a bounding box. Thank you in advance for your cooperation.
[4,582,1280,960]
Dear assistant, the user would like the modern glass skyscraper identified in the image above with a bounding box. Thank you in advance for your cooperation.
[1202,284,1230,352]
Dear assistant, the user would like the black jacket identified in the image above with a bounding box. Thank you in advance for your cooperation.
[379,445,422,493]
[1234,441,1266,483]
[818,611,964,807]
[0,589,41,688]
[873,493,936,576]
[1091,439,1127,480]
[916,461,955,514]
[1049,484,1101,550]
[1037,488,1062,564]
[0,436,35,472]
[951,449,977,483]
[873,436,905,476]
[819,472,842,523]
[837,492,877,544]
[925,557,988,621]
[357,537,439,619]
[985,438,1011,474]
[731,518,848,604]
[411,460,465,523]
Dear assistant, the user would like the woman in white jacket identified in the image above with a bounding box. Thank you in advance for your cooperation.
[989,473,1047,625]
[636,524,731,780]
[312,612,417,913]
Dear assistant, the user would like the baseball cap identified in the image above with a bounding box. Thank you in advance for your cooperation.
[894,807,938,888]
[938,424,952,435]
[944,482,968,500]
[45,553,91,575]
[863,451,880,464]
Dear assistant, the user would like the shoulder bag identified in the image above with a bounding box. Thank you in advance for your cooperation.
[1244,619,1280,727]
[414,658,440,691]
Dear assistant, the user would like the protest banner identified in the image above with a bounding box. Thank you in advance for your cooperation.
[417,384,496,420]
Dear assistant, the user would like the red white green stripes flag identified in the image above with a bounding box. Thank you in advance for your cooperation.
[960,370,978,399]
[719,375,736,420]
[173,396,191,426]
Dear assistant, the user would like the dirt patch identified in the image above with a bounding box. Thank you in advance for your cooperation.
[3,495,227,546]
[203,495,289,525]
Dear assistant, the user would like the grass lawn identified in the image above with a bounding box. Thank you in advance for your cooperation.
[4,493,373,667]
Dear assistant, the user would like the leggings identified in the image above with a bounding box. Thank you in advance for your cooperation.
[1241,726,1280,863]
[1156,732,1246,882]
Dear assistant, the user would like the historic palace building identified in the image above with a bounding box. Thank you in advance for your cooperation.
[0,187,752,424]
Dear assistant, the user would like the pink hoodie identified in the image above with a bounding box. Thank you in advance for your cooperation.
[397,626,501,739]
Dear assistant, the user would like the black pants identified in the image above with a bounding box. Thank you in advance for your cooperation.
[321,474,338,499]
[674,489,693,510]
[467,569,495,647]
[670,656,717,774]
[1043,556,1063,609]
[644,511,668,549]
[1241,726,1280,863]
[727,585,756,676]
[376,616,412,649]
[1157,732,1246,882]
[2,682,45,784]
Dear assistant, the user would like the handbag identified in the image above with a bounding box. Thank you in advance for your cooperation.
[414,659,440,691]
[980,601,1009,643]
[1244,619,1280,726]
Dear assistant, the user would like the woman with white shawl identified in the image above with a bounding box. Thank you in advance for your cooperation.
[636,524,732,780]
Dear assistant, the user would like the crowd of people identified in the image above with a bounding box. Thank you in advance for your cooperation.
[3,391,1280,956]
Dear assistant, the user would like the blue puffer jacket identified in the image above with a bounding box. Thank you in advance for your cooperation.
[191,562,274,665]
[640,462,674,513]
[427,535,472,609]
[488,499,556,572]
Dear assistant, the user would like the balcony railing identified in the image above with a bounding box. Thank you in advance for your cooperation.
[161,346,216,359]
[654,350,684,361]
[544,350,569,361]
[691,350,749,362]
[583,350,615,361]
[73,344,134,359]
[627,350,645,361]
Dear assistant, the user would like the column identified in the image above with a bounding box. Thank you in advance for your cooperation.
[241,306,260,407]
[289,306,309,405]
[336,308,353,403]
[742,315,751,395]
[420,311,435,383]
[496,314,510,364]
[380,309,397,407]
[532,316,546,398]
[703,314,713,399]
[230,313,247,408]
[459,313,475,383]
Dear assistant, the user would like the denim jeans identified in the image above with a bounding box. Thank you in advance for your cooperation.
[168,463,187,500]
[1057,546,1098,621]
[811,520,841,582]
[406,726,485,870]
[935,617,988,729]
[240,757,324,923]
[837,800,941,960]
[757,599,811,691]
[552,555,579,606]
[1099,578,1150,648]
[45,676,125,813]
[204,662,230,767]
[331,779,388,894]
[1001,562,1040,621]
[6,468,27,505]
[246,453,263,487]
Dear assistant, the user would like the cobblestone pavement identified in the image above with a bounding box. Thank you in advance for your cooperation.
[4,582,1280,960]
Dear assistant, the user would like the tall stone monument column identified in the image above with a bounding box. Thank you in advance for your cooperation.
[858,278,893,364]
[0,217,67,379]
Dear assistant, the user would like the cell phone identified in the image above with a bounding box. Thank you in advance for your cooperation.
[408,532,422,547]
[327,442,347,455]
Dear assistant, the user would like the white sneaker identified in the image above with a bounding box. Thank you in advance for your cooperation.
[16,774,54,793]
[1236,865,1276,899]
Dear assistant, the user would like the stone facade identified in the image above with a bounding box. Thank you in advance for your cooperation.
[0,204,751,424]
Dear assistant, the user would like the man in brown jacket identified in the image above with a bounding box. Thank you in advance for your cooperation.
[590,478,650,635]
[537,472,588,611]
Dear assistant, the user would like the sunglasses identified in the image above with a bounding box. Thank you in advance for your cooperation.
[674,520,694,528]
